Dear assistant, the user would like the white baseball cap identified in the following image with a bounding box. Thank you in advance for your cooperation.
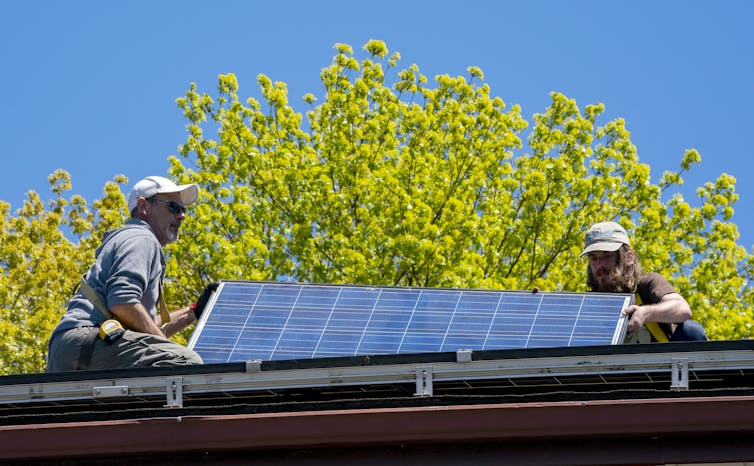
[580,221,630,256]
[127,176,199,211]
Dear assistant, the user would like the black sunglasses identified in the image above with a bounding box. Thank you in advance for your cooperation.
[148,197,187,215]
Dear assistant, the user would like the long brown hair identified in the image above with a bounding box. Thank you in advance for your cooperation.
[586,244,643,292]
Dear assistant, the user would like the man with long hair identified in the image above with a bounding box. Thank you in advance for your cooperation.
[582,221,707,342]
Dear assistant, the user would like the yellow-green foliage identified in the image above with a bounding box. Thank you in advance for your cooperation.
[0,171,128,374]
[1,41,751,374]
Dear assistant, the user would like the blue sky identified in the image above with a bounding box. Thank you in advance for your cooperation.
[2,1,753,247]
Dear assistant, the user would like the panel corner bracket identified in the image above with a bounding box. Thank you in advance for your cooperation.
[245,360,262,373]
[670,358,689,391]
[456,349,473,362]
[414,366,434,397]
[164,376,184,408]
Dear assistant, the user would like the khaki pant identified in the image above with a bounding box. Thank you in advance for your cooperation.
[47,326,203,372]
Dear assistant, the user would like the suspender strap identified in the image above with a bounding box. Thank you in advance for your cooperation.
[79,278,114,320]
[645,322,670,343]
[78,223,172,324]
[635,293,670,343]
[79,277,171,324]
[158,285,171,324]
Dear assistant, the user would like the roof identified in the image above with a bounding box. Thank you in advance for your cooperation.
[2,340,754,464]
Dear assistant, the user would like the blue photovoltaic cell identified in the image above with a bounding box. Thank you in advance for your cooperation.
[187,281,633,364]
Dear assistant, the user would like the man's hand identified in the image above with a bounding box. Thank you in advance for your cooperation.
[622,304,648,333]
[622,293,692,334]
[192,283,219,319]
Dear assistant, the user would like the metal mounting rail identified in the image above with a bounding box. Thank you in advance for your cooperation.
[1,347,753,407]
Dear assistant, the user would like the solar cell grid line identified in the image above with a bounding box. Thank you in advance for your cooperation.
[353,286,384,356]
[535,293,583,348]
[440,291,494,351]
[355,287,420,355]
[572,293,607,345]
[443,290,502,352]
[283,285,328,358]
[229,282,265,361]
[271,280,306,357]
[522,291,546,349]
[310,285,348,359]
[568,294,588,345]
[315,286,381,358]
[272,284,337,359]
[395,291,420,354]
[438,290,481,352]
[187,281,633,363]
[414,290,450,350]
[189,281,263,363]
[483,292,539,350]
[281,284,383,358]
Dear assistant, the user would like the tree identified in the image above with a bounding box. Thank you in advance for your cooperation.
[0,171,128,374]
[1,40,751,375]
[171,40,753,340]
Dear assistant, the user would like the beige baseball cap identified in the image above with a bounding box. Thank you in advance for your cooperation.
[580,221,630,256]
[127,176,199,211]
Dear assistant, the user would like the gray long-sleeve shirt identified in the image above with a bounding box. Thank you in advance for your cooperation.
[50,219,165,340]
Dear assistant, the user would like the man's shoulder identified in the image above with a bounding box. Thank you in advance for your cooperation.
[637,272,675,301]
[639,272,669,286]
[106,220,155,241]
[99,220,159,254]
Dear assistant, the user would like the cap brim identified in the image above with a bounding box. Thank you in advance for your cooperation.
[580,241,624,257]
[159,184,199,206]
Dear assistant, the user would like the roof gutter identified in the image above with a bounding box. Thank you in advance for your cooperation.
[2,395,754,461]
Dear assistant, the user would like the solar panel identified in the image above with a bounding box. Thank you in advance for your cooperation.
[187,281,633,364]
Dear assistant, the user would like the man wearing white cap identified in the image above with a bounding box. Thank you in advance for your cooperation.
[47,176,215,371]
[581,221,707,342]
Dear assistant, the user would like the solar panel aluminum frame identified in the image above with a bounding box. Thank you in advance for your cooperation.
[187,281,634,364]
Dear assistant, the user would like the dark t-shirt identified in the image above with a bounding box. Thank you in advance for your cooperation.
[635,272,676,338]
[636,272,676,305]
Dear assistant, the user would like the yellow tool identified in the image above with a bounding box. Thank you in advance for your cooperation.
[99,319,125,344]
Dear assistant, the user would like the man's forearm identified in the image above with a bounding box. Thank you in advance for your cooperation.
[110,302,164,337]
[157,306,197,338]
[645,293,693,323]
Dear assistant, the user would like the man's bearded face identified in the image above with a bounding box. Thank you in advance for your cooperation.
[587,250,620,292]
